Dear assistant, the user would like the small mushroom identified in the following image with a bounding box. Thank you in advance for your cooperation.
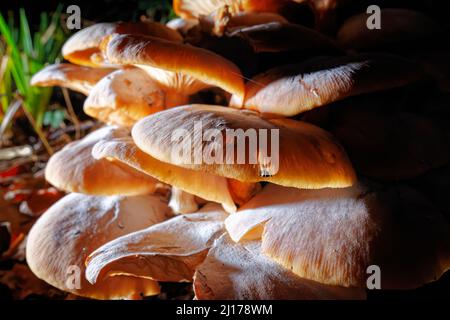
[30,63,115,95]
[168,187,199,214]
[85,203,227,284]
[193,234,365,300]
[231,54,423,116]
[83,67,188,127]
[26,193,172,299]
[100,33,245,99]
[166,18,198,35]
[62,21,183,67]
[132,105,356,189]
[337,9,438,52]
[225,183,450,289]
[45,126,161,195]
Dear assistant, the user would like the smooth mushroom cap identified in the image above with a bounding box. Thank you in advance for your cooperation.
[100,33,245,98]
[83,67,185,127]
[230,54,423,115]
[132,105,357,189]
[337,9,438,52]
[30,63,115,95]
[194,234,366,300]
[225,183,450,289]
[45,126,161,195]
[91,136,237,212]
[62,21,183,67]
[26,193,172,299]
[85,203,227,284]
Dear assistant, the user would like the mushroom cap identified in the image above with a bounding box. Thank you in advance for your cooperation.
[199,8,288,36]
[166,18,198,35]
[194,234,366,300]
[230,54,423,115]
[173,0,287,19]
[100,33,245,98]
[30,63,114,95]
[132,105,356,189]
[85,203,227,284]
[83,67,169,127]
[337,9,438,52]
[225,183,450,289]
[26,193,171,299]
[228,21,338,54]
[168,187,199,214]
[45,126,161,195]
[91,136,236,212]
[62,21,183,67]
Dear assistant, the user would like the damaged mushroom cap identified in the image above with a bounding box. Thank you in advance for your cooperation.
[26,193,172,299]
[132,105,356,189]
[85,203,227,284]
[225,183,450,289]
[194,234,366,300]
[45,126,161,195]
[83,67,188,127]
[230,54,423,115]
[62,21,183,67]
[30,63,115,95]
[100,33,245,98]
[173,0,287,19]
[337,9,438,52]
[91,136,237,212]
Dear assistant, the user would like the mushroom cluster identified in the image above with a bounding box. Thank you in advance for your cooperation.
[27,0,450,300]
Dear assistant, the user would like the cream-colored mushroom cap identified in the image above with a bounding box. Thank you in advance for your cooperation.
[100,33,245,98]
[45,126,161,195]
[83,67,188,127]
[30,63,114,95]
[230,54,423,116]
[26,193,172,299]
[91,136,236,212]
[132,105,356,189]
[194,234,366,300]
[62,21,182,67]
[85,203,227,284]
[225,183,450,289]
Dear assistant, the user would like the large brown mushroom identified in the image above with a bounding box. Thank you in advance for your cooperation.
[26,193,171,299]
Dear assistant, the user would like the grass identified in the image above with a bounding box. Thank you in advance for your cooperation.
[0,5,67,138]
